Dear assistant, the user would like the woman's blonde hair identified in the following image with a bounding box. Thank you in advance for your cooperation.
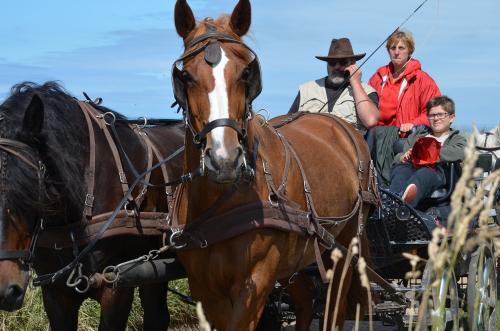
[386,30,415,55]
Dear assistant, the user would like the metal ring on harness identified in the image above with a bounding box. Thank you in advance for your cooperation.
[169,229,187,249]
[137,116,148,129]
[101,112,116,126]
[74,275,90,293]
[255,108,270,126]
[268,192,279,208]
[102,265,120,284]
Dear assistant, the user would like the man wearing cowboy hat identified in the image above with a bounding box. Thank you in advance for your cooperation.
[288,38,379,134]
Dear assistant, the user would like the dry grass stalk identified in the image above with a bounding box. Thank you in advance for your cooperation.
[354,303,361,331]
[322,248,343,331]
[402,252,423,331]
[357,257,373,331]
[196,302,212,331]
[330,237,358,331]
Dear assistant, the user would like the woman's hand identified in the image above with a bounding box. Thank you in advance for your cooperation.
[399,123,415,133]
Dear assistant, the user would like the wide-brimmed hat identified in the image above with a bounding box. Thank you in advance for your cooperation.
[316,38,366,61]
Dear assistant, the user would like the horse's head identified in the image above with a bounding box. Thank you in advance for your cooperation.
[173,0,261,184]
[476,125,500,148]
[0,94,48,311]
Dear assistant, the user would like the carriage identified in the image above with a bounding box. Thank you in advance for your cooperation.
[261,149,499,330]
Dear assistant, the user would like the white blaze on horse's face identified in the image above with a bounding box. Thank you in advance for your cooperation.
[207,48,230,159]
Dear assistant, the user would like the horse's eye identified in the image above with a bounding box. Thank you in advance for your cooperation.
[181,71,193,83]
[241,68,250,81]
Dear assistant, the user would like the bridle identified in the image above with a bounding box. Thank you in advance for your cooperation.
[0,137,46,264]
[171,22,262,159]
[477,131,500,152]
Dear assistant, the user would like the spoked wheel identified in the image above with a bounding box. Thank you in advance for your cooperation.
[419,261,460,331]
[467,244,497,331]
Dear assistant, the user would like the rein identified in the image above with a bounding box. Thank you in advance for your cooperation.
[476,146,500,152]
[33,144,188,286]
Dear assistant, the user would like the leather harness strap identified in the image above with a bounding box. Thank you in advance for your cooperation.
[78,102,97,217]
[87,105,130,202]
[137,127,176,211]
[131,125,153,208]
[36,211,169,248]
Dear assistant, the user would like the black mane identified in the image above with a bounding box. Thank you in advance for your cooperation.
[0,81,127,221]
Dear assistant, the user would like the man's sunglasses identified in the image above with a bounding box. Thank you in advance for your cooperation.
[327,58,351,66]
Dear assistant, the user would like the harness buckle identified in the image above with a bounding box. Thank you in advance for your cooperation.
[262,160,271,175]
[137,187,148,201]
[124,201,137,218]
[304,181,311,194]
[84,194,95,208]
[119,171,127,184]
[200,148,206,176]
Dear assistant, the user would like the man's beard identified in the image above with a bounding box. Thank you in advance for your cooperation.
[327,72,347,89]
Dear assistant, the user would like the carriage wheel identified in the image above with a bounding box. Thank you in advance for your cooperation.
[467,244,497,331]
[420,261,460,331]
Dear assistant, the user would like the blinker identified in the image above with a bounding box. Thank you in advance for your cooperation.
[204,41,222,66]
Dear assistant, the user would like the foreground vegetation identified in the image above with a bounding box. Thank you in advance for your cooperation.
[0,279,196,331]
[1,137,499,331]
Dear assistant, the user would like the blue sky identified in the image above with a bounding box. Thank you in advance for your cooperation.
[1,0,499,130]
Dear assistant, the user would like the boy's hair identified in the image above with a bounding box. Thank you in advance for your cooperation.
[426,95,455,115]
[386,30,415,55]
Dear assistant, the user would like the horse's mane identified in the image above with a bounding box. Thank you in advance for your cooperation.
[0,81,127,219]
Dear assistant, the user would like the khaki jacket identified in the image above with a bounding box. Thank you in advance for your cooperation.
[298,78,376,134]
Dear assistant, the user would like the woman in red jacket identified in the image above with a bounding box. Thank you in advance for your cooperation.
[368,30,441,136]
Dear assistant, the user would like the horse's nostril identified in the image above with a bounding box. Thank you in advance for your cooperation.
[205,148,220,171]
[5,284,23,302]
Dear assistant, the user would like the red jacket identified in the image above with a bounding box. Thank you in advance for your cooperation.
[368,59,441,127]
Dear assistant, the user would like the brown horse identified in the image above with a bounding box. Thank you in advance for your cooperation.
[170,1,376,330]
[0,82,184,330]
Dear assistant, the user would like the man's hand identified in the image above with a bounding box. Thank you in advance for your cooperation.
[400,148,413,163]
[399,123,415,134]
[346,64,362,85]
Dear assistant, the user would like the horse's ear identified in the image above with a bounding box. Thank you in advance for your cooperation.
[175,0,196,39]
[22,94,44,135]
[230,0,251,36]
[471,126,479,138]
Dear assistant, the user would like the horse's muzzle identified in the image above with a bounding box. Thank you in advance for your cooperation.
[0,281,27,311]
[204,145,245,184]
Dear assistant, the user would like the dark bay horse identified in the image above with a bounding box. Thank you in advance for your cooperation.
[0,82,184,330]
[170,1,376,330]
